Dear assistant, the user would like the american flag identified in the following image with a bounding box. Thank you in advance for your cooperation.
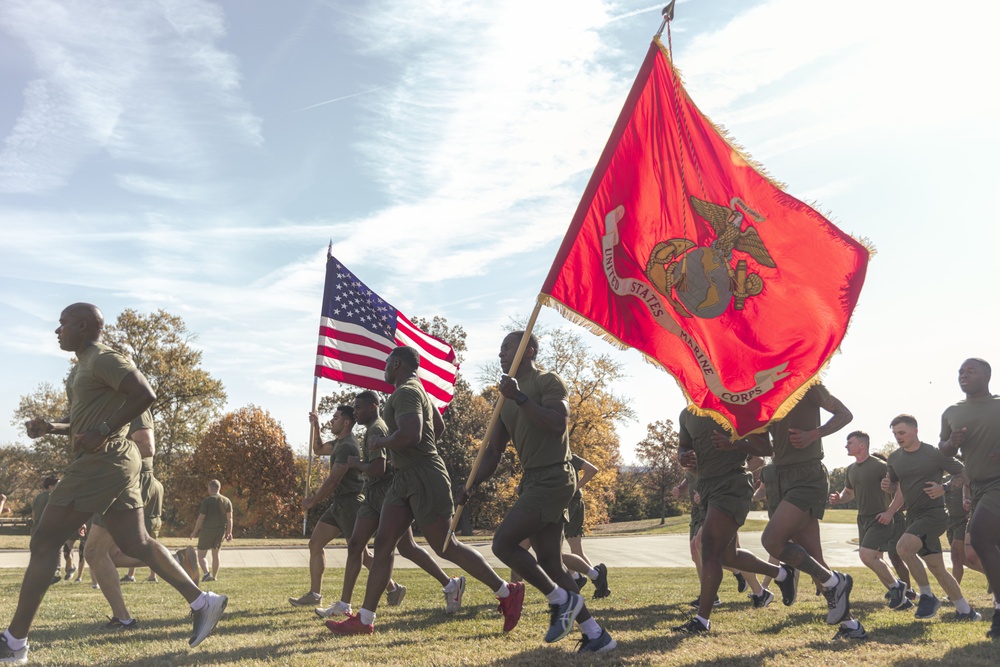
[314,252,459,410]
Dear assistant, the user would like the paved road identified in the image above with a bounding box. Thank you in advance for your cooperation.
[2,514,958,570]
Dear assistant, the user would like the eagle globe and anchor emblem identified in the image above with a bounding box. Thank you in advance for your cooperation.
[646,196,775,318]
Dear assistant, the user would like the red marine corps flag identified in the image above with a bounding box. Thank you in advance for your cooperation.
[540,36,870,437]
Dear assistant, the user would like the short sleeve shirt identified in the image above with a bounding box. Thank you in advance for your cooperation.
[199,494,233,529]
[129,410,154,437]
[330,432,364,496]
[768,384,833,466]
[499,367,571,469]
[362,418,393,493]
[887,443,964,513]
[944,475,967,519]
[845,456,889,515]
[382,377,439,471]
[679,409,747,478]
[65,343,137,441]
[940,395,1000,485]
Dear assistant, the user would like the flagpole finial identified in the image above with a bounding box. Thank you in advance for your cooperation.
[656,1,676,38]
[327,240,332,258]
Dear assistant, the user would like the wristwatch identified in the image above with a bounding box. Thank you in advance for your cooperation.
[515,392,529,406]
[98,422,112,436]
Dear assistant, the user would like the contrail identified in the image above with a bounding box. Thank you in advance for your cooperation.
[293,86,388,112]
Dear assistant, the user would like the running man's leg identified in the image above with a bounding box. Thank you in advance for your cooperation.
[396,528,451,586]
[210,548,221,579]
[307,522,341,596]
[341,515,379,606]
[84,523,131,620]
[969,504,1000,602]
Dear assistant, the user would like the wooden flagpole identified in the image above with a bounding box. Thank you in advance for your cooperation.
[304,374,319,536]
[443,298,544,551]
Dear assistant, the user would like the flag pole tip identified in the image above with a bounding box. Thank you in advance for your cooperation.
[663,1,675,21]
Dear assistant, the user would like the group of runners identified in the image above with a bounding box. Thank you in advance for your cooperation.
[2,303,1000,664]
[673,360,1000,642]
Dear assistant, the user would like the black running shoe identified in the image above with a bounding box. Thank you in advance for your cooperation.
[672,617,709,634]
[831,621,867,640]
[987,611,1000,640]
[776,566,798,606]
[593,563,610,599]
[105,616,138,630]
[733,572,748,593]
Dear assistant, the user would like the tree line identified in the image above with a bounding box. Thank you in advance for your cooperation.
[1,309,688,537]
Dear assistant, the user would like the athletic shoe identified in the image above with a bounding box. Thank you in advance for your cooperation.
[289,591,322,608]
[776,565,798,606]
[576,628,617,653]
[734,572,748,594]
[831,621,868,640]
[887,580,907,609]
[905,588,917,600]
[955,609,983,622]
[895,599,915,611]
[444,576,465,614]
[544,591,584,643]
[175,547,200,583]
[822,572,852,625]
[325,614,373,636]
[201,574,216,582]
[190,591,227,647]
[51,575,61,585]
[315,600,352,619]
[498,582,525,633]
[987,612,1000,639]
[64,566,76,580]
[386,583,407,607]
[145,578,159,583]
[688,596,721,608]
[914,594,941,620]
[91,583,101,590]
[574,575,588,592]
[120,575,136,583]
[0,634,28,664]
[593,563,610,599]
[672,617,709,634]
[750,589,775,608]
[105,616,138,630]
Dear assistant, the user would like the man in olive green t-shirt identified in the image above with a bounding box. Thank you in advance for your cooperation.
[327,345,519,638]
[939,357,1000,639]
[191,480,233,582]
[883,414,980,622]
[289,405,365,607]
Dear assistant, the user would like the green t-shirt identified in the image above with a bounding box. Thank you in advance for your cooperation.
[499,367,572,470]
[129,410,154,437]
[845,456,889,516]
[940,395,1000,485]
[887,442,964,514]
[65,342,137,441]
[944,474,967,519]
[382,377,440,471]
[362,418,392,493]
[199,494,233,529]
[768,384,832,466]
[679,409,748,478]
[330,432,364,496]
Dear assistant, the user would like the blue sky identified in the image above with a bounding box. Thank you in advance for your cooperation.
[1,0,998,473]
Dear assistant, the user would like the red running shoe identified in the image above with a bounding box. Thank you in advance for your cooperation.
[498,582,525,633]
[325,614,373,636]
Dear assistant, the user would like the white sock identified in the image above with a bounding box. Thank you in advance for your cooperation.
[2,630,26,651]
[919,585,933,596]
[444,578,458,593]
[954,598,972,614]
[841,619,859,630]
[358,608,375,625]
[822,573,839,589]
[587,568,599,580]
[495,582,510,598]
[579,617,602,639]
[775,567,788,583]
[189,592,208,611]
[694,615,710,629]
[895,579,905,589]
[545,587,569,605]
[994,601,1000,610]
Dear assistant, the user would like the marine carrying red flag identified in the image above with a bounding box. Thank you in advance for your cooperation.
[540,39,869,437]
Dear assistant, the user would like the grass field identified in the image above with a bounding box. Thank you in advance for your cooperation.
[2,566,998,666]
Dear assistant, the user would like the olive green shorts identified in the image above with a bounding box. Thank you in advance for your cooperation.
[886,513,905,557]
[904,507,948,556]
[513,462,575,525]
[319,493,363,536]
[383,456,455,527]
[357,483,389,522]
[774,461,829,519]
[566,494,585,538]
[857,513,894,551]
[697,470,753,526]
[48,438,143,516]
[946,512,968,543]
[971,478,1000,520]
[689,504,704,541]
[198,526,225,551]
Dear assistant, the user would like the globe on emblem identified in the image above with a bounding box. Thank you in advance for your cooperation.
[671,247,731,319]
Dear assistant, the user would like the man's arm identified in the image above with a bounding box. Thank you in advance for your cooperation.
[433,409,445,440]
[876,486,904,525]
[304,462,350,509]
[225,511,233,542]
[789,391,853,449]
[751,480,767,502]
[348,454,387,478]
[498,374,568,435]
[830,486,854,505]
[190,513,206,539]
[576,457,599,490]
[74,371,156,454]
[308,413,335,456]
[374,412,423,452]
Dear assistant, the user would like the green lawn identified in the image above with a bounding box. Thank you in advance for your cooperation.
[2,567,997,665]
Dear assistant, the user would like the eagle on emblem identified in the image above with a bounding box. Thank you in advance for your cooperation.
[689,196,775,268]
